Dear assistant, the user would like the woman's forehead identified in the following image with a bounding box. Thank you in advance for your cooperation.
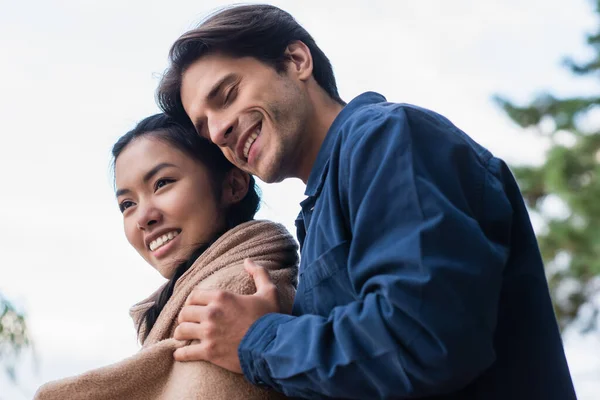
[115,137,189,184]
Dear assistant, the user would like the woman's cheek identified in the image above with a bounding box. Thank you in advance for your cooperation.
[124,219,144,255]
[161,187,188,219]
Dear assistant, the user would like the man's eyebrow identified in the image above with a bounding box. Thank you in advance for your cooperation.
[207,73,238,101]
[115,163,177,198]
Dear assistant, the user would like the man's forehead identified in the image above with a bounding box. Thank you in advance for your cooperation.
[182,60,235,105]
[184,54,243,85]
[182,60,220,95]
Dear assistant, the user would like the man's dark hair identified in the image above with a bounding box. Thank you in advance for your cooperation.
[157,4,344,123]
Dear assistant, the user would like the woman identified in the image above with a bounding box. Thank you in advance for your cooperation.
[35,114,298,399]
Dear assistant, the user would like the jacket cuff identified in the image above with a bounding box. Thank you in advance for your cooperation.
[238,312,295,388]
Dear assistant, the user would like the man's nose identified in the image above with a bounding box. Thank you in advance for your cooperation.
[207,113,236,147]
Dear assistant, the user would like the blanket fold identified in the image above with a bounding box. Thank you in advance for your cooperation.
[35,220,298,400]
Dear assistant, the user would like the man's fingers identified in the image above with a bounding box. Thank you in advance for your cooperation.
[173,322,203,341]
[244,259,276,295]
[178,305,205,324]
[173,343,206,362]
[185,288,217,306]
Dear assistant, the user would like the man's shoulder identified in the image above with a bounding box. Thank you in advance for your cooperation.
[337,98,493,168]
[335,100,407,147]
[337,99,452,139]
[341,100,462,135]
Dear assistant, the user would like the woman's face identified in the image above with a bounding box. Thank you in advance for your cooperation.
[115,136,226,279]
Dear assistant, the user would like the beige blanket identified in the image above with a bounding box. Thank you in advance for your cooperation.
[35,220,298,400]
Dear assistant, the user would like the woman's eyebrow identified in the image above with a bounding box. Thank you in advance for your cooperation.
[115,163,178,197]
[142,162,177,184]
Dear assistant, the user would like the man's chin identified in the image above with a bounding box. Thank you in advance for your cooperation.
[253,156,288,183]
[257,168,286,184]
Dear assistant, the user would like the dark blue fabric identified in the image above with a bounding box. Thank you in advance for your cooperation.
[238,92,576,399]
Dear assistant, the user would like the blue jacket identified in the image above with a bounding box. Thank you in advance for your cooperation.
[239,92,576,399]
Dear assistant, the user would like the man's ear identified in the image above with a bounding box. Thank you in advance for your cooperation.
[284,40,313,81]
[221,168,250,206]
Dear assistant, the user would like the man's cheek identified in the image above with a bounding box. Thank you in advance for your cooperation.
[224,150,241,166]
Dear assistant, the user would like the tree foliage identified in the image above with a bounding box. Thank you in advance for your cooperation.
[0,291,30,382]
[495,0,600,331]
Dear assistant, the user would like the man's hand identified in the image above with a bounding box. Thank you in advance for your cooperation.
[173,259,280,373]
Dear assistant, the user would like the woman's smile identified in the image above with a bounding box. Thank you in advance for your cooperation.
[148,230,181,259]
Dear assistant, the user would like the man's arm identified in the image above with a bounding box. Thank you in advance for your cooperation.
[238,106,514,398]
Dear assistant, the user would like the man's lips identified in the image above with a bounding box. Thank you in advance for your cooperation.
[235,121,262,162]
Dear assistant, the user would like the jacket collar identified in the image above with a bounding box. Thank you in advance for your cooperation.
[304,91,387,197]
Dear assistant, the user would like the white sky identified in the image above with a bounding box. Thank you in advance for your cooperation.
[1,0,600,398]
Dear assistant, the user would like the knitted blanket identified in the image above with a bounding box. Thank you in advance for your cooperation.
[35,220,298,400]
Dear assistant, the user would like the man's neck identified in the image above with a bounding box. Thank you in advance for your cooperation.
[297,92,345,184]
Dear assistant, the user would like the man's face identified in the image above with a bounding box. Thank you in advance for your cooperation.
[180,53,309,183]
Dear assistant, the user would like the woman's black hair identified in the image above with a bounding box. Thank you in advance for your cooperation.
[112,113,260,341]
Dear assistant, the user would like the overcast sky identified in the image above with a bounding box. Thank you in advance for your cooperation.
[1,0,599,398]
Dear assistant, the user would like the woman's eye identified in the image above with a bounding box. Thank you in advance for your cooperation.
[119,200,135,213]
[154,178,174,191]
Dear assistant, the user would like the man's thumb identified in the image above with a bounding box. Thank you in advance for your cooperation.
[244,259,274,294]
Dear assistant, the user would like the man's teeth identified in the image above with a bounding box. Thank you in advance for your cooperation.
[243,127,261,159]
[149,231,179,251]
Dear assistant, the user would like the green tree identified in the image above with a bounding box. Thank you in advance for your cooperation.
[0,291,30,382]
[495,0,600,332]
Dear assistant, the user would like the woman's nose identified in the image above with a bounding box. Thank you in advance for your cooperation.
[136,206,162,230]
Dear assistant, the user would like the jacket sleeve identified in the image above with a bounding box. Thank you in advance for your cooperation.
[239,107,513,399]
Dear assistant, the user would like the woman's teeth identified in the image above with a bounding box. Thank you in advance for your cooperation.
[243,127,261,159]
[149,231,179,251]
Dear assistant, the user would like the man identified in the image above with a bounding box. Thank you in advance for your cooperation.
[157,4,576,399]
